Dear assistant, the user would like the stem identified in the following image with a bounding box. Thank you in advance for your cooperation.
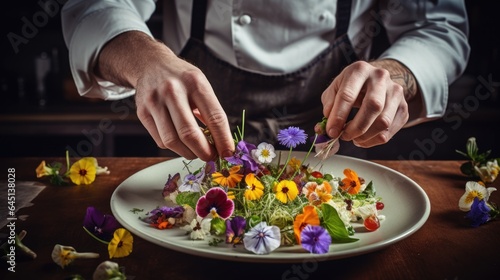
[276,147,293,180]
[73,252,100,259]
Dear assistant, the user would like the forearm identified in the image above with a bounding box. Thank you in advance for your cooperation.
[369,59,418,102]
[95,31,173,89]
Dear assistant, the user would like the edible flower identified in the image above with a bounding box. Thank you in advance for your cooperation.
[51,244,99,268]
[226,216,246,245]
[456,137,500,183]
[179,170,204,192]
[458,181,496,211]
[0,230,37,260]
[300,225,331,254]
[466,197,492,227]
[108,228,133,258]
[83,206,120,243]
[244,173,264,201]
[69,157,97,185]
[145,206,185,229]
[182,215,212,240]
[252,142,276,164]
[293,205,320,244]
[93,261,126,280]
[36,160,55,178]
[212,166,243,188]
[225,140,259,172]
[277,127,307,149]
[458,181,499,227]
[302,181,333,205]
[340,168,361,195]
[274,180,299,204]
[196,187,234,219]
[243,221,281,255]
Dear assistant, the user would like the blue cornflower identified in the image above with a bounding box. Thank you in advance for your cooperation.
[466,197,491,227]
[300,225,331,254]
[277,127,307,148]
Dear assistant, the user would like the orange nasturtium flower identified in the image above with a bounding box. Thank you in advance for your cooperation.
[302,181,333,205]
[244,173,264,201]
[293,205,320,244]
[341,168,361,195]
[212,166,243,188]
[69,158,97,185]
[36,160,53,178]
[274,180,299,204]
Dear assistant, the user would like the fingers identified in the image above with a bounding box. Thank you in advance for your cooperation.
[323,61,370,139]
[187,72,235,158]
[135,68,233,161]
[322,61,410,148]
[342,68,389,141]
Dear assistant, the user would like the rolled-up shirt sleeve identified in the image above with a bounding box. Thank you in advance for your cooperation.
[61,0,156,100]
[377,0,470,127]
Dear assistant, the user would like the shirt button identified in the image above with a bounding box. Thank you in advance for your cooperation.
[239,14,252,25]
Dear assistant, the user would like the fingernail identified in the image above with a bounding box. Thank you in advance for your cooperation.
[328,128,339,139]
[221,149,233,158]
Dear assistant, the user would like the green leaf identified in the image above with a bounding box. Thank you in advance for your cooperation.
[210,217,226,236]
[175,192,201,209]
[321,204,358,243]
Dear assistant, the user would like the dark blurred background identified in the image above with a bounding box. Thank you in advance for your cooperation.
[1,0,499,159]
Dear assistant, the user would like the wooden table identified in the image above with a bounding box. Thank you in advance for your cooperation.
[1,158,499,279]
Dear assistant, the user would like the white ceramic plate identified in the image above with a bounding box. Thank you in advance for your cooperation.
[110,152,430,263]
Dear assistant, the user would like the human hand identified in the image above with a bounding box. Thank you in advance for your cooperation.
[97,32,235,161]
[134,51,235,161]
[321,60,416,148]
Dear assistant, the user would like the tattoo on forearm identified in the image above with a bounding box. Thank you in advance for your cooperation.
[391,72,417,100]
[369,59,418,101]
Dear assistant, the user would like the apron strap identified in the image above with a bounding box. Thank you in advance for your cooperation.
[336,0,353,37]
[190,0,207,41]
[189,0,353,40]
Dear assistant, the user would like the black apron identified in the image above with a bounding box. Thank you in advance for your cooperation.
[179,0,364,155]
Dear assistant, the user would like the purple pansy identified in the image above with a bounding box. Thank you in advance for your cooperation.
[196,187,234,219]
[226,216,246,245]
[148,206,185,219]
[466,197,491,227]
[179,170,204,192]
[243,221,281,255]
[162,173,180,198]
[205,161,216,177]
[277,127,307,148]
[83,206,120,243]
[300,225,331,254]
[225,140,259,172]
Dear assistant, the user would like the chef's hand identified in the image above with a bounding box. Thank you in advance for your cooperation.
[321,60,418,147]
[96,31,235,161]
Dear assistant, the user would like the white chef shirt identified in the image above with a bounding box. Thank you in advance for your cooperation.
[61,0,470,127]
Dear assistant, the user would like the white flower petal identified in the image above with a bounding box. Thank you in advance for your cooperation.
[243,222,281,255]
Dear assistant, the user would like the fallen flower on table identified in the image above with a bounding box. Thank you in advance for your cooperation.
[93,260,126,280]
[456,137,500,183]
[51,244,99,268]
[0,230,37,260]
[83,206,121,244]
[459,181,499,227]
[108,228,133,259]
[35,151,110,186]
[69,157,97,185]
